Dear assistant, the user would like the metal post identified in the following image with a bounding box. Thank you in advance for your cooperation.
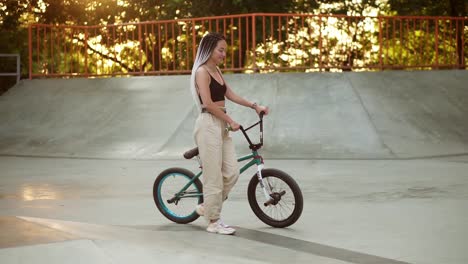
[378,16,383,70]
[0,54,20,84]
[16,55,20,84]
[29,25,32,79]
[252,14,257,72]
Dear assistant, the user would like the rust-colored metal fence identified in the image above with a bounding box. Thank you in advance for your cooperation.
[28,13,468,78]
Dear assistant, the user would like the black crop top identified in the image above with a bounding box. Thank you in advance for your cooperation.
[198,74,226,104]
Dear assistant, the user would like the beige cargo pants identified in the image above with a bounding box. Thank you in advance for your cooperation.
[194,112,239,221]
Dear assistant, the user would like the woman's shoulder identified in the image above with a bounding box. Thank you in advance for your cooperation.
[195,66,211,82]
[196,65,209,74]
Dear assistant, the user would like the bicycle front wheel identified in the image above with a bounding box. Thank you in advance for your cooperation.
[153,168,203,224]
[247,168,303,228]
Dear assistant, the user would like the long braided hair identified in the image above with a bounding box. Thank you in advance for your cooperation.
[190,32,226,111]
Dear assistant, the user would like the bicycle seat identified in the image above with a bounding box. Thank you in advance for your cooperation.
[183,147,199,159]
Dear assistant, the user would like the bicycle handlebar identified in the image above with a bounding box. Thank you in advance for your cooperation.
[259,111,265,119]
[237,111,265,151]
[225,111,266,132]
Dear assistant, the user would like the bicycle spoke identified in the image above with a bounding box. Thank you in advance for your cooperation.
[254,175,296,222]
[158,174,200,218]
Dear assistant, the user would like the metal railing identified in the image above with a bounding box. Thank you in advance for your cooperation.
[1,54,21,83]
[28,13,468,78]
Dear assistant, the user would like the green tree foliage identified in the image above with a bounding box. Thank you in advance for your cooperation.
[388,0,467,17]
[387,0,467,68]
[0,0,467,88]
[0,1,34,93]
[157,0,304,19]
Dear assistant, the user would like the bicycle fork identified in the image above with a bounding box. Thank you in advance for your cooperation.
[255,164,277,206]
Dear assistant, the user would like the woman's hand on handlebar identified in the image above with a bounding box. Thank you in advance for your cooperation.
[228,121,241,131]
[255,105,269,116]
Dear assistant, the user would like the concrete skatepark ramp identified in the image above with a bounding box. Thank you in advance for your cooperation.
[1,70,468,264]
[0,70,467,159]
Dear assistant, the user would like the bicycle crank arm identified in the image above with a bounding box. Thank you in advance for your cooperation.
[167,196,179,204]
[167,189,190,204]
[263,190,286,206]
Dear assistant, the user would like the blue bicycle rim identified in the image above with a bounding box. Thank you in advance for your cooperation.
[158,173,200,220]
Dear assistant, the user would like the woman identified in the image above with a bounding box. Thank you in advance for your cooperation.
[190,32,269,235]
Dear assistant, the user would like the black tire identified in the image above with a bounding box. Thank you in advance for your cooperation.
[153,167,203,224]
[247,168,303,228]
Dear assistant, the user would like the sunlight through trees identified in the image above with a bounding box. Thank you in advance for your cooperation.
[1,0,467,79]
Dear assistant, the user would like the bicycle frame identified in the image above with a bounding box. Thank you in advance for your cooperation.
[172,150,265,200]
[171,112,270,202]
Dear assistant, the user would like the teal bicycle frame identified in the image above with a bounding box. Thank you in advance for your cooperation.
[172,150,263,201]
[171,112,270,203]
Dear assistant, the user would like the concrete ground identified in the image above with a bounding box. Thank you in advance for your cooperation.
[1,71,468,264]
[1,156,467,264]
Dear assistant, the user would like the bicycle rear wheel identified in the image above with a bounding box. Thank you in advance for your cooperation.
[247,168,303,228]
[153,168,203,224]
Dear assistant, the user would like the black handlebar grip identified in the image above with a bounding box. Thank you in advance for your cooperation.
[259,111,265,119]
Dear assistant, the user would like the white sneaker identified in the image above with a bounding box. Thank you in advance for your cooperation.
[195,204,204,216]
[206,220,236,235]
[219,219,231,228]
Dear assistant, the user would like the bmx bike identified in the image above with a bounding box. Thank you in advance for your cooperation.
[153,112,303,228]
